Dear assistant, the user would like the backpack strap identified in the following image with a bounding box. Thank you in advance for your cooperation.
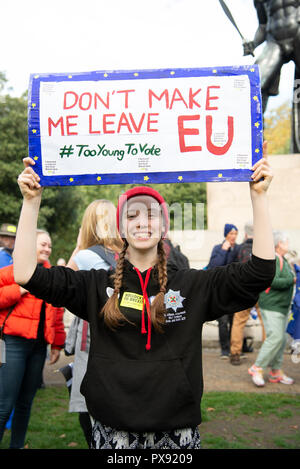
[0,305,16,339]
[88,245,117,269]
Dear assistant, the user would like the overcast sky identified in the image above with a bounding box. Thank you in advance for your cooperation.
[1,0,295,113]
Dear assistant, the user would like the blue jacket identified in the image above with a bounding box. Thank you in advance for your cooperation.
[207,242,240,269]
[287,264,300,340]
[0,248,13,269]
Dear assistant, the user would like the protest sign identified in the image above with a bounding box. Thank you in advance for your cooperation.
[28,65,263,186]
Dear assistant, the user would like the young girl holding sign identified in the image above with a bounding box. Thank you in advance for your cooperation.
[13,145,275,449]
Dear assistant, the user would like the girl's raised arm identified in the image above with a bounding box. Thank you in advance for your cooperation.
[250,141,275,260]
[13,157,43,285]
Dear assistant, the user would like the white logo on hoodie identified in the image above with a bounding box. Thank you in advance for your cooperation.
[164,289,185,312]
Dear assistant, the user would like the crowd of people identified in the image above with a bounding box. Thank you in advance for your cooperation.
[207,222,297,388]
[0,146,298,449]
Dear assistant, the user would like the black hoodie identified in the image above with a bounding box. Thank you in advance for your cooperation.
[24,255,275,432]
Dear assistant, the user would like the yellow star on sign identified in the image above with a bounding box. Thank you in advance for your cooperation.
[254,122,260,128]
[69,178,74,182]
[34,156,38,161]
[178,176,183,181]
[144,176,149,181]
[255,148,260,153]
[218,173,223,178]
[250,68,255,72]
[253,96,258,101]
[97,176,102,181]
[32,103,36,108]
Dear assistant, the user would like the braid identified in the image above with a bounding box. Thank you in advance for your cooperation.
[157,239,168,294]
[113,239,128,294]
[150,239,167,332]
[101,240,131,329]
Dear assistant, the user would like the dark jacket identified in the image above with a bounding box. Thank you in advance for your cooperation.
[237,238,253,263]
[24,255,275,432]
[207,242,240,269]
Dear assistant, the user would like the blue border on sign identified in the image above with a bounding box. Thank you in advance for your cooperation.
[28,65,263,187]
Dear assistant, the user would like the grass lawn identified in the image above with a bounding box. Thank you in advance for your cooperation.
[0,386,299,449]
[201,391,300,449]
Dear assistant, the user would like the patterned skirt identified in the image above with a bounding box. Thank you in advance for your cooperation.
[91,420,201,449]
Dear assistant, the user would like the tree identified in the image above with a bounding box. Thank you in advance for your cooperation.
[264,102,292,154]
[0,92,28,223]
[0,73,82,262]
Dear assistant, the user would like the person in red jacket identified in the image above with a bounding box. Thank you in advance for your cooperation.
[0,229,65,449]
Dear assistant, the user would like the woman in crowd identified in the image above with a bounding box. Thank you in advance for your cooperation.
[248,231,296,386]
[65,199,122,447]
[0,230,65,449]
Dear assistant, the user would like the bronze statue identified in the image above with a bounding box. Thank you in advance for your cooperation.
[243,0,300,152]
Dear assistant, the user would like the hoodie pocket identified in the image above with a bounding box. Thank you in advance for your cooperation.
[81,355,198,432]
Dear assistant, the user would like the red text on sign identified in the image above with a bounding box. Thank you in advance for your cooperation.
[178,114,234,155]
[48,113,159,136]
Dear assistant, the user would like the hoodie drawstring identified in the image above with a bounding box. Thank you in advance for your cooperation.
[134,267,152,351]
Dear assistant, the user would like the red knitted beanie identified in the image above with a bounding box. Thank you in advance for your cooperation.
[116,186,169,239]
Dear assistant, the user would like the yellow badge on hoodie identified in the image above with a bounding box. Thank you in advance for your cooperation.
[120,292,143,310]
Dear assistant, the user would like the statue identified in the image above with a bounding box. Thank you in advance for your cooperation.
[243,0,300,153]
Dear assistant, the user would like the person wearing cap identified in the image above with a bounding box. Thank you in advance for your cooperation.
[207,223,239,270]
[0,223,17,268]
[206,223,239,359]
[11,145,275,450]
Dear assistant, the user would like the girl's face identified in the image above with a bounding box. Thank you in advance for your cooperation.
[122,195,163,251]
[36,233,52,264]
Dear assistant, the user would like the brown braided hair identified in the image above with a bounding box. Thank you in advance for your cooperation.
[100,238,167,332]
[100,240,130,329]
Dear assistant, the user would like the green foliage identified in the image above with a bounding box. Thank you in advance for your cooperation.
[0,72,7,93]
[0,74,82,263]
[0,93,28,222]
[264,102,292,154]
[151,182,207,230]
